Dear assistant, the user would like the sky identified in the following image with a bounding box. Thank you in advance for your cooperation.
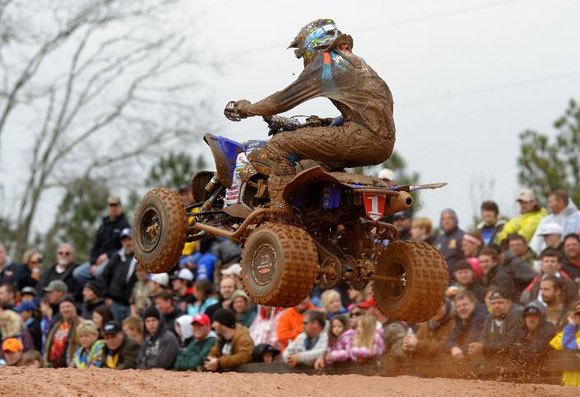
[2,0,580,234]
[182,0,580,228]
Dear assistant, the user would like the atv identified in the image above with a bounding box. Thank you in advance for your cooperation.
[133,108,449,323]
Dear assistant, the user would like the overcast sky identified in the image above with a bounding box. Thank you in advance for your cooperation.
[186,0,580,227]
[2,0,580,233]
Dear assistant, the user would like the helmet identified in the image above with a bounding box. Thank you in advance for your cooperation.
[288,19,347,64]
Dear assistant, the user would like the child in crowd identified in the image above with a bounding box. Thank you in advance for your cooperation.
[325,315,385,364]
[328,315,348,350]
[320,290,348,320]
[72,320,104,368]
[22,350,44,368]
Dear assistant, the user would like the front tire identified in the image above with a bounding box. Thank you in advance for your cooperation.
[133,188,187,273]
[374,240,448,323]
[241,223,318,307]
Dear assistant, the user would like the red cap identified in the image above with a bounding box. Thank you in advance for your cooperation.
[357,297,376,309]
[191,313,210,327]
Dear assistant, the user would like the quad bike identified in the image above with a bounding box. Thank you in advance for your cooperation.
[133,107,449,323]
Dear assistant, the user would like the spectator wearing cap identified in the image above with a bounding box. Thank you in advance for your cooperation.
[122,316,144,345]
[410,217,435,245]
[38,244,82,302]
[130,263,152,318]
[174,313,217,371]
[154,291,183,337]
[137,306,179,369]
[205,308,253,372]
[72,320,104,368]
[0,309,34,353]
[550,300,580,386]
[530,190,580,256]
[403,299,455,357]
[521,248,577,307]
[434,208,466,279]
[497,188,547,244]
[511,301,556,372]
[174,314,194,349]
[74,195,130,285]
[276,297,315,351]
[392,211,413,241]
[507,233,537,268]
[444,291,489,361]
[20,286,38,304]
[378,167,396,186]
[102,320,141,369]
[205,276,236,320]
[476,200,505,247]
[172,268,196,314]
[42,279,68,317]
[15,300,42,351]
[249,306,283,349]
[0,282,16,308]
[534,222,564,251]
[220,263,242,288]
[80,280,105,320]
[2,337,24,366]
[284,310,330,368]
[44,295,80,368]
[468,290,522,361]
[231,290,256,328]
[451,260,485,302]
[561,234,580,282]
[186,279,217,317]
[99,227,137,322]
[252,343,280,363]
[147,272,170,296]
[461,230,484,280]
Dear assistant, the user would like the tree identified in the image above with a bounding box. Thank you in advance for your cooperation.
[145,151,208,190]
[517,99,580,205]
[43,176,110,264]
[0,1,213,258]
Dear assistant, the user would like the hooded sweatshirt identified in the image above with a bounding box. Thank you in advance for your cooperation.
[434,209,466,277]
[137,311,180,369]
[511,301,557,363]
[529,201,580,255]
[175,315,194,349]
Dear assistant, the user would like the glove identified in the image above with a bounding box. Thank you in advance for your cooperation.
[224,100,252,122]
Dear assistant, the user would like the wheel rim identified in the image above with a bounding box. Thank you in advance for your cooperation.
[251,244,277,286]
[382,261,407,301]
[139,207,162,253]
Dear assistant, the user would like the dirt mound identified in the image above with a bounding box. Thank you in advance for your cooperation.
[0,367,575,397]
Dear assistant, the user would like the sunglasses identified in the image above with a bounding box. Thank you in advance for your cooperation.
[30,258,43,264]
[58,251,71,256]
[350,312,363,317]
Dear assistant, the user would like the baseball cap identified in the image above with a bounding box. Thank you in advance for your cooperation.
[213,308,236,329]
[120,227,132,239]
[191,313,211,327]
[2,338,23,353]
[176,268,194,281]
[103,321,123,335]
[20,286,37,296]
[489,290,509,301]
[357,297,376,309]
[221,263,242,277]
[537,222,563,236]
[14,301,36,313]
[107,195,121,205]
[378,168,395,181]
[149,273,170,287]
[523,306,541,316]
[43,279,68,293]
[516,188,535,202]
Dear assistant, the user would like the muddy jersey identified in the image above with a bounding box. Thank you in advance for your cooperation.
[245,50,395,139]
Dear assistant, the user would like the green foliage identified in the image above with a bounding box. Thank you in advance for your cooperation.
[43,177,110,264]
[517,99,580,205]
[145,151,207,190]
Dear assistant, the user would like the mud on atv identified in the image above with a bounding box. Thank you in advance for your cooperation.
[133,114,448,323]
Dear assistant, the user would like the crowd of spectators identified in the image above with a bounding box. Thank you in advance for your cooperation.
[1,178,580,387]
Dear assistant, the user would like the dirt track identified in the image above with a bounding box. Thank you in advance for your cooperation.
[0,368,577,397]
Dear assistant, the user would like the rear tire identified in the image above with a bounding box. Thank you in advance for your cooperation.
[374,240,448,323]
[133,188,187,273]
[241,223,318,307]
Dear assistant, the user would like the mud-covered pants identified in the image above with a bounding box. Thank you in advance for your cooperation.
[265,121,395,206]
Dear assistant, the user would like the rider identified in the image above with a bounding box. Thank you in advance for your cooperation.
[228,19,396,211]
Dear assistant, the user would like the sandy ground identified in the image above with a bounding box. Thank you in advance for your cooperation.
[0,368,578,397]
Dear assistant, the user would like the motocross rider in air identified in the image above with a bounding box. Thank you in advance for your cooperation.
[227,19,396,211]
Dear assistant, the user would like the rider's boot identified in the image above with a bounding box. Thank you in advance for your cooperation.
[268,175,294,213]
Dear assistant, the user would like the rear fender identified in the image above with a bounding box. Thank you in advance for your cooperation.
[203,133,244,188]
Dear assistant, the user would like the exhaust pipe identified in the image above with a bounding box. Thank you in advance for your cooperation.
[384,191,413,216]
